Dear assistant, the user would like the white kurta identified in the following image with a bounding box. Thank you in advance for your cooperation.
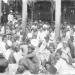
[61,47,71,63]
[66,31,70,41]
[0,26,5,34]
[8,14,14,22]
[5,49,12,60]
[13,50,23,63]
[50,31,55,41]
[55,58,75,74]
[0,39,6,56]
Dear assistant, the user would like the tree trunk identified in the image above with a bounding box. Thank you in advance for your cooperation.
[55,0,61,41]
[22,0,27,32]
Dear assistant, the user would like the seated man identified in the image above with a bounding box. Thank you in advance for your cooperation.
[45,51,57,74]
[54,49,75,74]
[16,45,39,74]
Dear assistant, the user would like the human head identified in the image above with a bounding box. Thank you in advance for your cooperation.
[55,49,62,60]
[49,43,55,53]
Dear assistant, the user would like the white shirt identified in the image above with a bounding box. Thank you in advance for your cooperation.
[66,31,70,41]
[13,19,17,24]
[27,32,33,38]
[50,31,55,41]
[56,43,63,50]
[31,39,39,47]
[0,26,5,34]
[5,49,12,60]
[55,58,75,74]
[0,39,6,56]
[61,47,70,62]
[39,40,46,51]
[36,48,50,62]
[13,50,23,63]
[37,31,46,41]
[8,14,14,22]
[73,32,75,42]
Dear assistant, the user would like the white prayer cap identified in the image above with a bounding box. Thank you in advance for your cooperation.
[31,25,37,29]
[31,39,39,47]
[43,24,48,28]
[27,33,32,38]
[7,40,12,47]
[67,25,70,29]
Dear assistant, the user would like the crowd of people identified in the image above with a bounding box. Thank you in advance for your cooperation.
[1,10,75,75]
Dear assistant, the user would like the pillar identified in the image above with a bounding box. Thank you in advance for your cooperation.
[22,0,27,32]
[55,0,61,40]
[0,0,2,23]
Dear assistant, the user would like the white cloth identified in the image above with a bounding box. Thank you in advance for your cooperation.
[37,49,50,62]
[0,26,5,34]
[8,14,14,22]
[13,50,23,63]
[0,40,6,55]
[37,31,46,41]
[5,49,12,60]
[66,31,70,41]
[43,24,48,28]
[8,64,18,74]
[50,31,55,41]
[27,33,33,38]
[61,47,70,62]
[56,43,63,50]
[73,32,75,42]
[55,58,75,74]
[6,40,12,47]
[39,40,46,51]
[13,19,17,24]
[31,39,39,47]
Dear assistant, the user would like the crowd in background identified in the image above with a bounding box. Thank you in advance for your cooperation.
[1,10,75,75]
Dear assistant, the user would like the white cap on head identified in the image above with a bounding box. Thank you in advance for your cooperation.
[31,25,36,29]
[67,25,70,29]
[31,39,39,47]
[27,33,32,38]
[43,24,48,28]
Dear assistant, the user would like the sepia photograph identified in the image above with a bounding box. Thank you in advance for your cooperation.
[0,0,75,75]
